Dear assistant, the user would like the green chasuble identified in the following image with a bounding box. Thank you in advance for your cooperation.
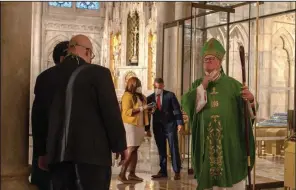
[181,73,255,190]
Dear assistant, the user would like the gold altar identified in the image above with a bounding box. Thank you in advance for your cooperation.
[256,126,287,156]
[284,140,295,189]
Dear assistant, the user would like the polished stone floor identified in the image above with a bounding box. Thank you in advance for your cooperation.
[110,137,198,190]
[28,136,286,190]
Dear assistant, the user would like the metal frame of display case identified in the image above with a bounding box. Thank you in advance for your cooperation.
[162,1,296,189]
[294,2,296,135]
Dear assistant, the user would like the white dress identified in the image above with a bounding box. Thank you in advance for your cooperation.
[124,97,145,147]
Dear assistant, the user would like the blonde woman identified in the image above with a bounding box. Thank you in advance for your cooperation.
[118,77,150,183]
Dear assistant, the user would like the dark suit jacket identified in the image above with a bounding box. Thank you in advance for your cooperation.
[32,66,59,158]
[34,55,127,166]
[146,90,184,131]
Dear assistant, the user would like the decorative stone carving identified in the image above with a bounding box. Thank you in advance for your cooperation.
[44,21,103,33]
[147,32,157,90]
[126,2,143,17]
[276,14,295,23]
[112,33,121,67]
[40,6,105,71]
[100,2,157,97]
[124,70,137,84]
[151,32,157,74]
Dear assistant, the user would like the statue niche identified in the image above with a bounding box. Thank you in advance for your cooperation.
[127,11,139,66]
[109,32,121,89]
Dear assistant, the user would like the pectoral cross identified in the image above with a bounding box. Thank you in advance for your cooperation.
[210,87,218,95]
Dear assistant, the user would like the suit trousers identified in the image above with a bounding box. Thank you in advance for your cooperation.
[153,122,181,174]
[49,161,111,190]
[31,154,50,190]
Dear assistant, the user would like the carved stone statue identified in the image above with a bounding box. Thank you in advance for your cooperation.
[130,26,139,64]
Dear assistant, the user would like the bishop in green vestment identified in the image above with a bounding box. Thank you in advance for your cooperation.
[181,38,256,190]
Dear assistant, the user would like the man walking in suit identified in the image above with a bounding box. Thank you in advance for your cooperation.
[31,41,69,190]
[46,34,127,190]
[147,78,184,180]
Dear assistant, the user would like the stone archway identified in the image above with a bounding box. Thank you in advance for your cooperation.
[44,34,68,69]
[268,27,295,116]
[207,27,226,46]
[228,23,249,82]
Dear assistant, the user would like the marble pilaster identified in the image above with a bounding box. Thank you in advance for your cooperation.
[1,2,37,190]
[30,2,42,134]
[170,2,191,99]
[155,2,175,79]
[194,8,207,81]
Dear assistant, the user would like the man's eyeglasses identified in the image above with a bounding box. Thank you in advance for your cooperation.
[204,57,216,62]
[74,44,95,60]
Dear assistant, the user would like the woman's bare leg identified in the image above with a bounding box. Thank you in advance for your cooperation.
[118,147,135,182]
[128,146,143,181]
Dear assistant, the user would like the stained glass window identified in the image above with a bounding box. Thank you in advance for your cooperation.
[76,2,100,10]
[48,2,72,8]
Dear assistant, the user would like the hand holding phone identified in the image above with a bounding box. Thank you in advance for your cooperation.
[147,102,156,109]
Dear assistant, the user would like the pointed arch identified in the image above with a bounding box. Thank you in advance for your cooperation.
[207,27,225,46]
[228,23,249,82]
[229,23,248,48]
[268,27,295,115]
[45,34,69,58]
[271,27,294,87]
[44,34,69,69]
[272,27,294,58]
[217,27,226,47]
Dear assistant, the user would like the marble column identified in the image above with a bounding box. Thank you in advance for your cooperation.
[171,2,191,100]
[155,2,175,78]
[30,2,42,134]
[170,2,191,163]
[1,2,37,190]
[194,8,207,81]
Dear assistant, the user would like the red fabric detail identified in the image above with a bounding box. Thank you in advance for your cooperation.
[157,94,161,110]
